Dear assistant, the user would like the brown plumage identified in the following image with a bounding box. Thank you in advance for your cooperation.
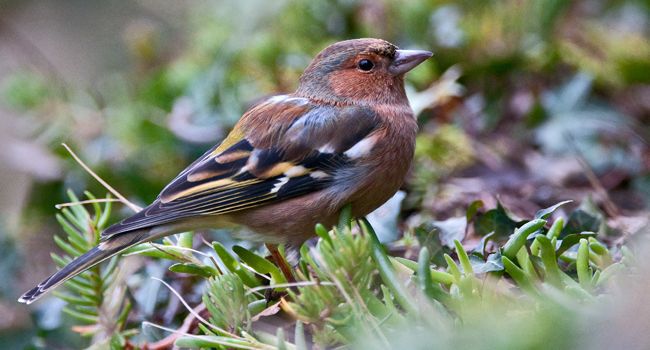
[19,38,432,304]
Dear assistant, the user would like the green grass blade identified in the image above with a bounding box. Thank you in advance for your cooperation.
[361,217,418,315]
[232,245,286,284]
[503,219,546,260]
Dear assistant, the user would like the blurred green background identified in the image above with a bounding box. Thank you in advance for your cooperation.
[0,0,648,348]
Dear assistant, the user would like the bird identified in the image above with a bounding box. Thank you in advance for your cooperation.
[19,38,432,304]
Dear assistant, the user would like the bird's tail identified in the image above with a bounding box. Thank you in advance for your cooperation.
[18,229,151,305]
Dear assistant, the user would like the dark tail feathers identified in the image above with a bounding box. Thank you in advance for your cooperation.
[18,230,148,305]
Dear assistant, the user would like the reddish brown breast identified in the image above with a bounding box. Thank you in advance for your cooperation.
[347,103,417,217]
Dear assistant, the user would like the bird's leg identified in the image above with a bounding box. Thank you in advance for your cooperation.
[265,243,296,283]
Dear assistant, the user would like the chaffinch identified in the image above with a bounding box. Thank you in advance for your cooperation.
[20,38,432,304]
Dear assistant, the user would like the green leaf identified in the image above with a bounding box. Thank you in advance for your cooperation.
[466,200,484,223]
[178,232,194,248]
[596,262,625,287]
[83,191,102,228]
[502,256,537,295]
[417,247,446,301]
[414,225,450,266]
[175,335,255,349]
[124,243,195,262]
[52,291,97,307]
[62,306,99,324]
[96,194,113,230]
[169,263,218,278]
[474,201,522,238]
[116,300,132,330]
[276,328,287,350]
[432,217,467,247]
[561,199,603,236]
[502,219,546,260]
[556,232,597,256]
[470,252,504,274]
[66,189,91,226]
[67,304,99,317]
[547,217,565,239]
[295,321,308,350]
[53,235,85,257]
[212,242,259,287]
[516,248,540,280]
[454,240,473,275]
[576,239,591,290]
[55,214,88,250]
[444,254,461,282]
[474,231,497,257]
[60,208,87,238]
[560,209,601,237]
[393,257,454,285]
[361,218,419,315]
[534,200,572,219]
[535,236,563,287]
[315,223,333,246]
[587,237,608,256]
[1,71,52,110]
[247,299,267,316]
[337,203,353,232]
[232,245,286,284]
[203,274,250,331]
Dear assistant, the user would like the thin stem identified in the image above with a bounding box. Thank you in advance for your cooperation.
[62,143,142,213]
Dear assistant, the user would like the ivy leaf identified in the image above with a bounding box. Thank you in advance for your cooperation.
[469,252,504,274]
[466,200,484,223]
[474,201,522,238]
[415,216,466,265]
[414,225,450,266]
[473,231,497,258]
[560,201,602,237]
[434,217,467,247]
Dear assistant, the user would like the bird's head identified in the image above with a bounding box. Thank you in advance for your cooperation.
[297,38,432,105]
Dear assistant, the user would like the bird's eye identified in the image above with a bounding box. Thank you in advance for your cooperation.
[357,59,374,71]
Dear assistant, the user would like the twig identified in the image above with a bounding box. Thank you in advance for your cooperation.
[147,303,207,350]
[246,281,334,295]
[55,198,121,209]
[151,277,240,338]
[266,243,296,283]
[62,143,142,213]
[242,264,272,281]
[148,243,195,263]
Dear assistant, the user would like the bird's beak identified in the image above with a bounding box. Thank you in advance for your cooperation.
[389,49,433,75]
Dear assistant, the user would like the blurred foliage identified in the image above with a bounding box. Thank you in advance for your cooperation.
[57,200,635,349]
[0,71,53,111]
[2,0,648,212]
[1,0,648,348]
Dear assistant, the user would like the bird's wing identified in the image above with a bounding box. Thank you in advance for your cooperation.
[101,95,380,239]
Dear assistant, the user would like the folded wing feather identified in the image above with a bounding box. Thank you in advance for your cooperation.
[101,96,380,240]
